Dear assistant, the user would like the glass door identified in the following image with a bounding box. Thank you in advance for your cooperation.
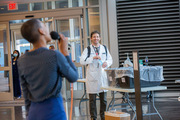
[44,17,57,50]
[0,22,13,101]
[11,29,31,55]
[0,107,15,120]
[55,16,85,99]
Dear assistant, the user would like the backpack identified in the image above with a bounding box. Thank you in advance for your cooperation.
[85,45,107,61]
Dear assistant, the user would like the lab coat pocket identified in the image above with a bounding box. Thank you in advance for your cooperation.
[101,53,106,61]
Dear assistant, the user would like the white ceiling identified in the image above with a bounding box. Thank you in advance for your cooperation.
[0,0,57,5]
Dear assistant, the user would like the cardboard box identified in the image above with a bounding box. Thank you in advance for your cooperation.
[105,111,130,120]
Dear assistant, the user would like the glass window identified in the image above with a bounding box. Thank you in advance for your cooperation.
[43,17,54,32]
[77,67,83,79]
[72,0,79,7]
[40,2,53,10]
[56,18,82,62]
[56,19,70,37]
[85,0,99,6]
[9,19,30,24]
[74,41,81,63]
[44,17,56,49]
[30,2,53,11]
[0,71,10,92]
[0,24,8,67]
[87,38,91,46]
[72,0,83,7]
[55,0,68,9]
[11,29,30,55]
[0,1,83,14]
[16,39,30,55]
[73,18,80,38]
[30,2,43,11]
[0,107,14,120]
[87,7,100,36]
[46,2,52,10]
[0,4,28,14]
[55,0,83,8]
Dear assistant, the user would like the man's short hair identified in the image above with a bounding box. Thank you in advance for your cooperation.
[90,31,100,38]
[21,19,42,43]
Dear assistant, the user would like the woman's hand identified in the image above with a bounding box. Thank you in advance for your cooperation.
[58,33,69,56]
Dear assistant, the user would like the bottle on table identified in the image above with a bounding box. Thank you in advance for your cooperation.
[145,56,148,66]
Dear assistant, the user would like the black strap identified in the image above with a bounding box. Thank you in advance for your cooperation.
[103,45,107,60]
[85,46,91,61]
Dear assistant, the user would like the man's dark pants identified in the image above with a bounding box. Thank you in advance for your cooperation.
[89,92,107,120]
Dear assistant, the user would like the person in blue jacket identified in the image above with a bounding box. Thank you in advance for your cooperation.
[12,50,21,98]
[18,19,78,120]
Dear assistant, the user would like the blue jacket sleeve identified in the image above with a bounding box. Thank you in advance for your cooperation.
[55,51,78,83]
[17,61,31,116]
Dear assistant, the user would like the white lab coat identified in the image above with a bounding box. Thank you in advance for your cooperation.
[80,44,113,93]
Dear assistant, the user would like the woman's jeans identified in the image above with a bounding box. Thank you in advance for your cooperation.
[28,96,67,120]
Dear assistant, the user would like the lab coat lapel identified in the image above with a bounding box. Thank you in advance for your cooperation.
[90,45,96,55]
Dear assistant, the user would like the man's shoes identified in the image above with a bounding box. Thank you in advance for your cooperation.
[91,118,96,120]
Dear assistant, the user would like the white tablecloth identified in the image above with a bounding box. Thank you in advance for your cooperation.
[105,66,164,82]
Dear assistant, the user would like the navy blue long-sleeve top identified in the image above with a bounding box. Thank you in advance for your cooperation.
[17,47,78,114]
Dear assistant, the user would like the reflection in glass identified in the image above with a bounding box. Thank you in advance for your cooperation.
[77,67,83,79]
[16,39,30,55]
[13,30,30,55]
[56,18,83,81]
[0,1,83,14]
[87,38,91,46]
[87,7,100,35]
[44,17,54,33]
[0,71,10,92]
[30,2,43,11]
[56,18,81,62]
[0,107,15,120]
[57,20,70,37]
[72,0,83,7]
[86,0,99,6]
[73,18,80,38]
[0,108,11,120]
[46,2,52,10]
[74,41,81,63]
[55,0,83,8]
[0,24,8,67]
[55,0,68,8]
[10,19,30,24]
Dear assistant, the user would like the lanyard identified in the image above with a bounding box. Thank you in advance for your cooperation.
[93,46,100,55]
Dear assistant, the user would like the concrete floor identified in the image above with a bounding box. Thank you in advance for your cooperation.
[0,96,180,120]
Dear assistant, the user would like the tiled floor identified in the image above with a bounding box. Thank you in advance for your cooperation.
[0,97,180,120]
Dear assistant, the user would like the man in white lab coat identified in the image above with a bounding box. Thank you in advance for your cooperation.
[80,31,113,120]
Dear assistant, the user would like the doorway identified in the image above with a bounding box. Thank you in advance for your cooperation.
[0,22,13,101]
[55,16,85,100]
[0,8,84,101]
